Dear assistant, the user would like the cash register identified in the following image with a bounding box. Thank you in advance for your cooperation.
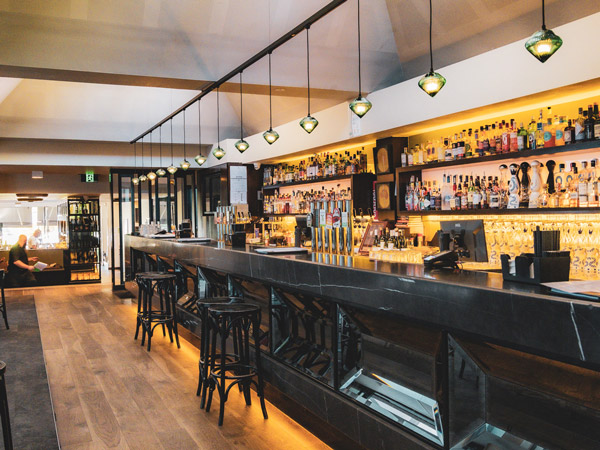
[424,220,487,269]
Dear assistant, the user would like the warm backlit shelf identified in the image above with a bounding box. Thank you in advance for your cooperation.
[399,207,600,216]
[262,174,354,190]
[396,140,600,173]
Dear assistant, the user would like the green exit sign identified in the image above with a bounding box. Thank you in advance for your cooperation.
[80,171,98,183]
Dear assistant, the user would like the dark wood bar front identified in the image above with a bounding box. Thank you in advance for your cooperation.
[125,235,600,450]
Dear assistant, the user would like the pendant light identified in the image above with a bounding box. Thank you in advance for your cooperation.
[132,142,140,185]
[263,52,280,144]
[156,126,166,177]
[349,0,372,118]
[418,0,446,97]
[195,99,207,166]
[235,72,250,152]
[147,131,157,181]
[139,137,148,182]
[300,26,318,133]
[167,119,178,175]
[180,109,191,170]
[525,0,563,63]
[213,88,226,159]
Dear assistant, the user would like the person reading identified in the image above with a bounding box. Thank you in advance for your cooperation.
[7,235,38,287]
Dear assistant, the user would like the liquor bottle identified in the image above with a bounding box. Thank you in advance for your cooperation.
[554,163,566,193]
[510,119,519,152]
[496,122,503,153]
[407,147,414,166]
[517,122,527,151]
[444,138,452,161]
[575,107,586,141]
[578,161,589,208]
[465,129,473,158]
[564,119,575,145]
[555,116,565,146]
[489,124,497,154]
[527,116,537,150]
[401,147,408,167]
[589,159,599,207]
[457,133,465,159]
[482,126,490,155]
[594,103,600,140]
[467,176,474,210]
[543,118,555,147]
[460,177,468,210]
[585,105,595,141]
[535,121,545,149]
[569,164,579,208]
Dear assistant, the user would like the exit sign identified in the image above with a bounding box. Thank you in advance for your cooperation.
[80,171,98,183]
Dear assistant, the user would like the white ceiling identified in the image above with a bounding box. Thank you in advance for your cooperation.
[0,0,597,145]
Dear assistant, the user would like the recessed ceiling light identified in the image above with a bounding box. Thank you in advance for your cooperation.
[32,171,43,179]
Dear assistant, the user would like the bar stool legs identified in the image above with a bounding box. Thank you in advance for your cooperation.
[204,304,268,426]
[0,362,13,450]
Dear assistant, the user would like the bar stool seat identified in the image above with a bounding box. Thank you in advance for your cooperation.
[195,296,244,409]
[134,272,180,351]
[205,303,268,426]
[0,361,13,450]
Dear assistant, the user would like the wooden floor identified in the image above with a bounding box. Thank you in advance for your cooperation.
[16,284,329,450]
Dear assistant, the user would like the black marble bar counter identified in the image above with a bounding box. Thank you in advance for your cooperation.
[125,235,600,450]
[125,235,600,369]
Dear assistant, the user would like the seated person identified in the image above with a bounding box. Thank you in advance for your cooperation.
[28,229,42,249]
[7,235,38,287]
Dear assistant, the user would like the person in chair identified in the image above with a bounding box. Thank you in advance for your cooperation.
[7,235,38,287]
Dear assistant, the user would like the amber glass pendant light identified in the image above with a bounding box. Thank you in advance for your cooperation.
[195,100,207,166]
[263,52,280,144]
[418,0,446,97]
[156,126,166,177]
[167,119,178,175]
[213,88,226,160]
[235,72,250,152]
[132,142,140,185]
[180,110,191,170]
[525,0,563,63]
[138,137,148,182]
[300,26,318,133]
[349,0,372,118]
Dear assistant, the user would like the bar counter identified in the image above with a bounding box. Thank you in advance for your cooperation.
[125,235,600,450]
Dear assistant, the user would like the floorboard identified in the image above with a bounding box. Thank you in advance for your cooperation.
[28,284,329,450]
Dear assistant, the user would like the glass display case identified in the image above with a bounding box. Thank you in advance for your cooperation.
[66,197,101,283]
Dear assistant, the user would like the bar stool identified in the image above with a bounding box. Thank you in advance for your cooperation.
[0,361,13,450]
[134,272,180,351]
[205,303,268,426]
[0,271,8,329]
[195,296,244,409]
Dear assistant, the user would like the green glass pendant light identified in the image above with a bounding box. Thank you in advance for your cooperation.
[167,119,178,175]
[132,142,139,185]
[349,0,372,118]
[213,88,226,160]
[418,0,446,97]
[235,72,250,152]
[263,52,280,144]
[195,99,207,166]
[180,109,191,170]
[300,26,318,133]
[156,127,166,177]
[525,0,563,63]
[138,138,148,182]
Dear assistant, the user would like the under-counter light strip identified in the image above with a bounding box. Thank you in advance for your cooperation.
[130,0,348,144]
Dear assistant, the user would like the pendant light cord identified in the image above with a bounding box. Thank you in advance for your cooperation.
[306,26,311,115]
[183,109,186,160]
[141,137,144,170]
[268,52,273,129]
[149,132,152,168]
[198,100,202,156]
[134,142,137,170]
[170,119,174,165]
[357,0,362,97]
[239,72,244,138]
[541,0,546,29]
[159,127,162,166]
[429,0,433,73]
[217,88,220,144]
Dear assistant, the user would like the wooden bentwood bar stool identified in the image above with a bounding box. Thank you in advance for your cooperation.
[195,296,245,409]
[205,303,268,426]
[134,272,180,352]
[0,361,13,450]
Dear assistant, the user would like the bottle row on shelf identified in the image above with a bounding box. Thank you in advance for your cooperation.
[263,187,352,215]
[263,148,368,186]
[70,249,99,265]
[403,159,600,212]
[403,104,600,166]
[69,216,99,232]
[69,235,100,251]
[69,201,99,215]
